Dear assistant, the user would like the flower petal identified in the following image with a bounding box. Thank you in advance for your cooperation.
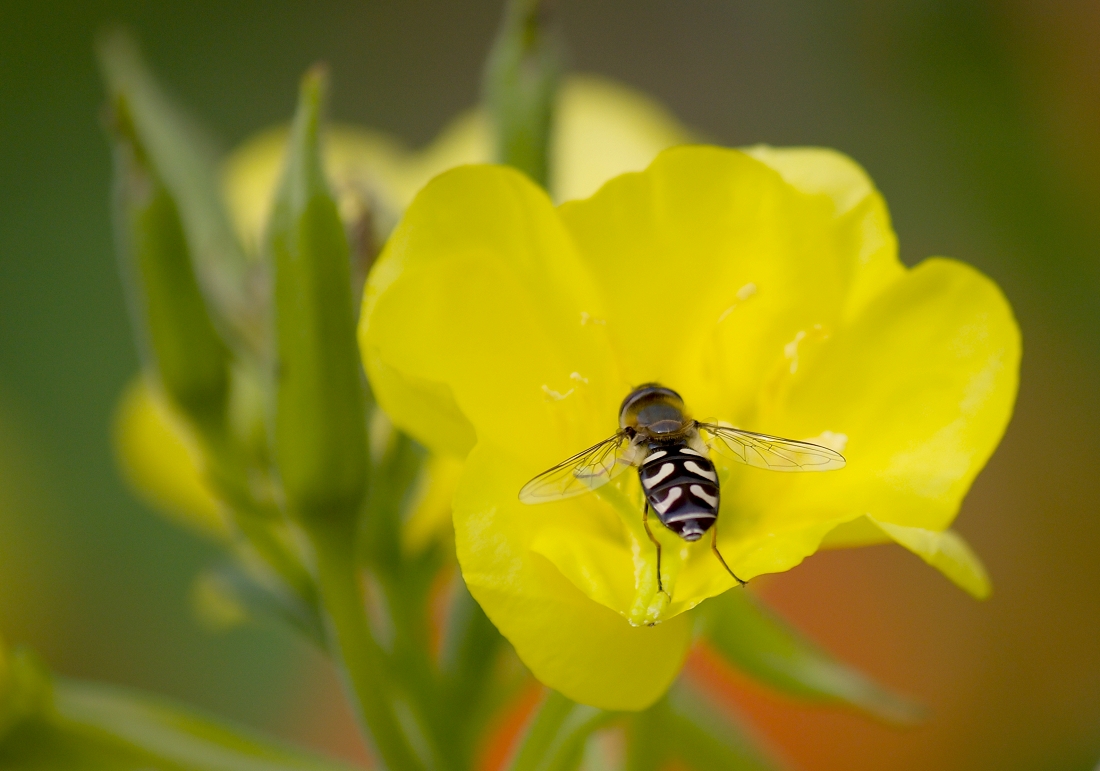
[361,164,624,463]
[743,145,875,215]
[870,519,991,599]
[551,76,693,202]
[559,145,903,425]
[745,145,905,321]
[724,257,1019,582]
[455,443,693,710]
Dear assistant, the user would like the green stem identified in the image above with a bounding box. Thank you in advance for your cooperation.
[378,567,454,767]
[361,430,460,765]
[308,519,435,771]
[439,579,506,760]
[623,698,667,771]
[202,429,318,607]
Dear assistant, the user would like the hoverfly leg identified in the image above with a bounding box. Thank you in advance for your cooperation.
[711,522,746,587]
[642,503,671,600]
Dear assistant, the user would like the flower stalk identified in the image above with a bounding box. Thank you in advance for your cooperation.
[309,516,439,771]
[266,69,440,770]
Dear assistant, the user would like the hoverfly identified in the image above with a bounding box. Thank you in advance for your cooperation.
[519,384,845,594]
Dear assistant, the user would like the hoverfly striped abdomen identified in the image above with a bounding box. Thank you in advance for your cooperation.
[639,444,719,541]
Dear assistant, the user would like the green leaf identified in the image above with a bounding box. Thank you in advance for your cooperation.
[267,66,368,524]
[41,678,356,771]
[106,95,231,433]
[0,654,356,771]
[483,0,562,188]
[701,590,921,723]
[1,719,167,770]
[97,30,261,352]
[509,691,614,771]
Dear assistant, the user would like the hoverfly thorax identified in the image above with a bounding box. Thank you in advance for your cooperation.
[619,383,690,437]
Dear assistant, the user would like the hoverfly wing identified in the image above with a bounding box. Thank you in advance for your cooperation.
[697,421,846,472]
[519,431,636,503]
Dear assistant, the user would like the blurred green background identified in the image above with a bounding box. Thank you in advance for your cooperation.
[1,1,1098,769]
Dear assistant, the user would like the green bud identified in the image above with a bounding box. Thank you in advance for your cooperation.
[108,97,230,433]
[97,30,262,353]
[483,0,562,188]
[267,68,368,522]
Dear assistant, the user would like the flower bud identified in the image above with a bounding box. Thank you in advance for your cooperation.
[97,30,262,353]
[107,97,230,433]
[266,68,368,522]
[483,0,562,187]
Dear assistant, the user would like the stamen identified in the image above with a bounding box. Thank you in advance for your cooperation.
[541,385,574,400]
[717,282,758,323]
[784,330,807,373]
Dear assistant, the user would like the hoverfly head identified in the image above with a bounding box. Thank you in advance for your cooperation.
[619,383,688,435]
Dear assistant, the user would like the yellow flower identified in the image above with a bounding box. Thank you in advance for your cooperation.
[359,146,1020,710]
